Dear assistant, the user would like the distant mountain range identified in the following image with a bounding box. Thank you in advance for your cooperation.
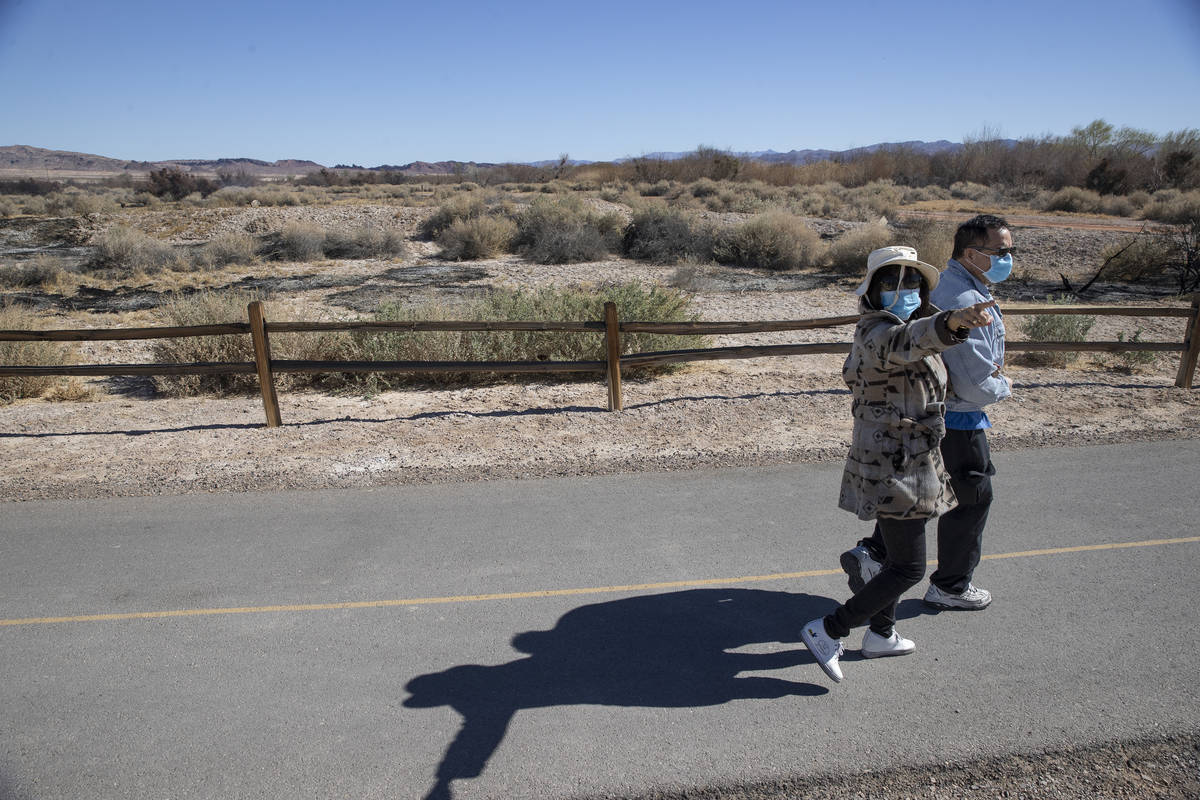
[0,140,989,179]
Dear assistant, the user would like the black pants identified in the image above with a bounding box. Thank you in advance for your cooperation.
[860,428,995,595]
[825,516,926,639]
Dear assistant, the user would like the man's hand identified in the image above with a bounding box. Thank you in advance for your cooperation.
[947,300,997,331]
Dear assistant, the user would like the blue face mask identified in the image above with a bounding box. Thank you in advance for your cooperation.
[880,288,922,320]
[983,253,1013,283]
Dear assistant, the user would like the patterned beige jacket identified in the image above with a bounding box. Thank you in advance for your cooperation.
[838,301,966,521]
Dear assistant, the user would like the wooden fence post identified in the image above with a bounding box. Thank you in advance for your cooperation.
[1176,292,1200,389]
[247,301,282,427]
[604,301,622,411]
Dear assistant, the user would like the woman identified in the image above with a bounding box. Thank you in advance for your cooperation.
[801,245,996,683]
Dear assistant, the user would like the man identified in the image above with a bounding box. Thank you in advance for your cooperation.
[841,214,1013,610]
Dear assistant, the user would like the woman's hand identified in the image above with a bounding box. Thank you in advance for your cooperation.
[947,300,997,331]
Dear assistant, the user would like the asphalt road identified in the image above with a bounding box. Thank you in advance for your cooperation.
[2,439,1198,800]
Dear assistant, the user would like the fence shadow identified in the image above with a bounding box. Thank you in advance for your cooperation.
[0,389,849,438]
[402,587,833,800]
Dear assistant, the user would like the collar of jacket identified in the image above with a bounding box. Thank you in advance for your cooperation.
[945,258,993,298]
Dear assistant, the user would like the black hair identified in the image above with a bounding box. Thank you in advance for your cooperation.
[952,214,1010,259]
[865,265,931,315]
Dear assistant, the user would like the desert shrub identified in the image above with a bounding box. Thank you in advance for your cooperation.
[1139,190,1200,225]
[901,185,952,203]
[890,218,955,271]
[150,291,355,396]
[70,193,112,216]
[145,168,218,200]
[1101,235,1177,281]
[272,222,326,261]
[690,178,721,198]
[1042,187,1103,213]
[437,215,516,260]
[0,254,72,288]
[1098,195,1136,217]
[1016,296,1095,367]
[21,196,47,215]
[789,187,842,218]
[192,232,258,270]
[1108,329,1158,371]
[92,226,179,273]
[0,303,70,403]
[513,196,619,264]
[323,225,408,259]
[622,206,711,263]
[351,283,708,390]
[824,224,893,274]
[948,181,993,201]
[419,195,487,239]
[843,181,901,220]
[638,181,673,197]
[1125,190,1152,210]
[712,211,822,271]
[0,198,18,218]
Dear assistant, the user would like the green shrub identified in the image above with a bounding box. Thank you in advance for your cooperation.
[1016,296,1095,367]
[1109,329,1158,371]
[0,303,71,403]
[351,283,708,390]
[824,224,892,274]
[622,206,710,263]
[92,226,180,273]
[713,211,823,271]
[437,215,516,260]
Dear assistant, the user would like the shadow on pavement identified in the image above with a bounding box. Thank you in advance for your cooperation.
[403,587,833,800]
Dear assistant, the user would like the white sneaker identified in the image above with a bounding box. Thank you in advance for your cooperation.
[924,582,992,610]
[800,618,845,683]
[861,629,916,658]
[840,545,882,593]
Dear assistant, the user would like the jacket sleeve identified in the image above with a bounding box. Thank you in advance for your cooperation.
[859,311,959,368]
[941,326,1011,405]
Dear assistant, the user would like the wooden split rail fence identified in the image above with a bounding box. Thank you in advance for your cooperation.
[2,296,1199,428]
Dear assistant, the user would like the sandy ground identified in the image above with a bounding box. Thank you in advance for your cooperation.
[3,271,1197,502]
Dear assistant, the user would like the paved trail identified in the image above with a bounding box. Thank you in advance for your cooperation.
[2,440,1198,799]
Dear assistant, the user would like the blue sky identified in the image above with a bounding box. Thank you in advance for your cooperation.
[1,0,1198,166]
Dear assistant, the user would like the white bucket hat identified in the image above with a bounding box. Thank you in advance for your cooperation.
[854,245,940,295]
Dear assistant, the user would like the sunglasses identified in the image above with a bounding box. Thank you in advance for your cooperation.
[971,246,1018,257]
[876,266,924,290]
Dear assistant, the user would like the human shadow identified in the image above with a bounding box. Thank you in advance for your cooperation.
[403,588,833,800]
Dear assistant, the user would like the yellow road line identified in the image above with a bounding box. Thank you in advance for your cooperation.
[2,535,1197,628]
